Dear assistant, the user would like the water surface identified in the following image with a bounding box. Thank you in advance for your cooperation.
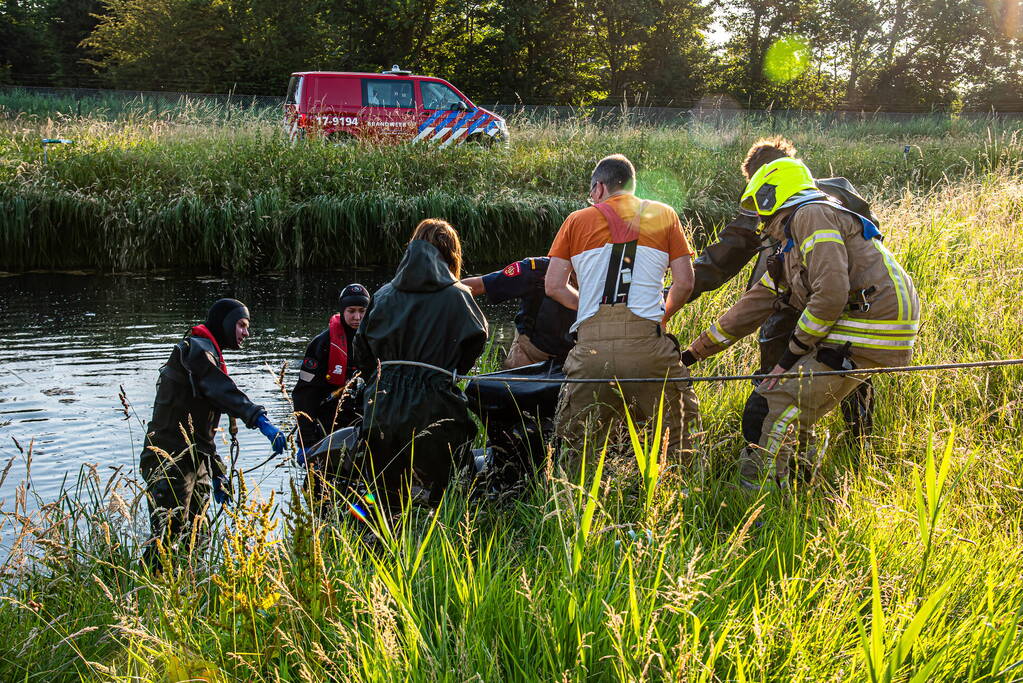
[0,270,515,513]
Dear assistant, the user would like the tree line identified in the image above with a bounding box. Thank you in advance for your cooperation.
[2,0,1021,110]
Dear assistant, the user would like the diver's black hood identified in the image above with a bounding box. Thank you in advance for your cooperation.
[204,298,250,350]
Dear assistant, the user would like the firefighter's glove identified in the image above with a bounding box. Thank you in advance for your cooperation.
[256,414,287,455]
[295,448,307,467]
[777,349,802,372]
[680,350,698,367]
[212,475,232,505]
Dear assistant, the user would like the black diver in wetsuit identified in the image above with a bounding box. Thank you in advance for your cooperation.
[139,298,286,566]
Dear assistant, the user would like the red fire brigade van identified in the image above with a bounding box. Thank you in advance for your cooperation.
[285,66,509,146]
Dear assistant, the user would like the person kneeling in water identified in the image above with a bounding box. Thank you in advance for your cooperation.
[139,298,286,567]
[292,283,371,461]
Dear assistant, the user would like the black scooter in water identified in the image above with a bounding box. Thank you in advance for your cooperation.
[302,360,564,492]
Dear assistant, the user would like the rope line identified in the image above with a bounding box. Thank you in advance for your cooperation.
[234,357,1023,475]
[378,358,1023,384]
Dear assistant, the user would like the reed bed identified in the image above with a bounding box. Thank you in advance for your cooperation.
[1,91,1022,271]
[1,173,1022,680]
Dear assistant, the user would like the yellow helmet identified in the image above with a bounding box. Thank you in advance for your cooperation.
[740,157,816,216]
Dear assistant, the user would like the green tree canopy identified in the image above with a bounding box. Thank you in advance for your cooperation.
[0,0,1019,108]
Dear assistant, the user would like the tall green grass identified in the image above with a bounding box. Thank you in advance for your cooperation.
[0,88,280,125]
[1,92,1022,271]
[2,174,1023,680]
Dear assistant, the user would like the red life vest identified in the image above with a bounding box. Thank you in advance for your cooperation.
[326,314,350,387]
[190,324,228,374]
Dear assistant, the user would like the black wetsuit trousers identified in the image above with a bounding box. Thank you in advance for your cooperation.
[139,444,213,565]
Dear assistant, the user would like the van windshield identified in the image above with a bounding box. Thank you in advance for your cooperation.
[286,76,302,105]
[421,81,465,110]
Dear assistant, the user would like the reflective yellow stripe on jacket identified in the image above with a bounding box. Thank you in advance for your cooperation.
[799,229,844,257]
[824,317,919,350]
[706,323,737,347]
[797,309,836,337]
[872,241,915,322]
[758,270,779,294]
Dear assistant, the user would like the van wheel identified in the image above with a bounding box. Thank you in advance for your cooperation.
[466,133,496,148]
[327,131,356,144]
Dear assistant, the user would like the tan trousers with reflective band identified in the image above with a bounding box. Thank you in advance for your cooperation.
[743,354,880,482]
[503,330,553,369]
[555,305,701,462]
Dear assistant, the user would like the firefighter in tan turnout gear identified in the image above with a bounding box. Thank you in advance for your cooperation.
[683,144,920,487]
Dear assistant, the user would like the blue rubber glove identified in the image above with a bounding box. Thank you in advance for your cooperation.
[256,414,286,455]
[295,448,307,467]
[212,475,232,505]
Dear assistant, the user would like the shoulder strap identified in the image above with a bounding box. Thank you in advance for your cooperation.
[593,201,641,243]
[783,199,882,245]
[594,200,647,305]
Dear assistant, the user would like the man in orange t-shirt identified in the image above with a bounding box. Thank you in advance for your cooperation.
[545,154,701,460]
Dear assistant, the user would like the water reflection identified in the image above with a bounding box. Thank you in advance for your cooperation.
[0,271,516,509]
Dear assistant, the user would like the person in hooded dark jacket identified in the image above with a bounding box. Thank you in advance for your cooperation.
[353,219,488,508]
[292,283,371,460]
[139,299,287,566]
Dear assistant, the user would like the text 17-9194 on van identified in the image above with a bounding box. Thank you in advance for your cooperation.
[285,66,509,146]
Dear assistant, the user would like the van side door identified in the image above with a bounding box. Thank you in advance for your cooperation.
[360,78,417,139]
[285,75,304,139]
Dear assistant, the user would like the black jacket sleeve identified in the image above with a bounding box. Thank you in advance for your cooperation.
[352,301,379,374]
[455,291,489,375]
[690,211,763,302]
[457,329,488,375]
[184,338,265,427]
[291,331,334,448]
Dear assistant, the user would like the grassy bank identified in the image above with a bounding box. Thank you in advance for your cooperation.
[2,174,1022,680]
[1,90,1022,270]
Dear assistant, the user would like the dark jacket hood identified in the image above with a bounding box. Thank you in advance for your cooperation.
[392,240,456,293]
